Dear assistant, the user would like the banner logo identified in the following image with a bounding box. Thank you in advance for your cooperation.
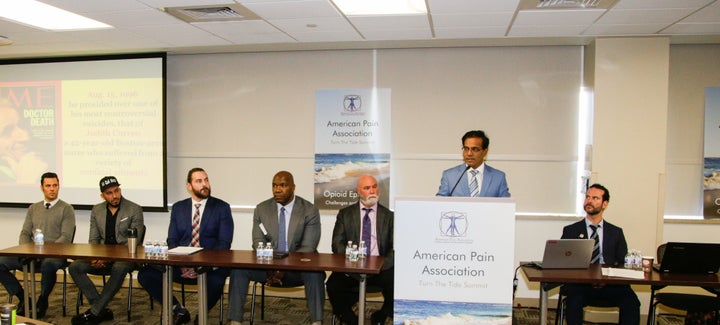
[343,95,361,112]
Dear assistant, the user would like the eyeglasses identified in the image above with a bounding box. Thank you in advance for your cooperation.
[461,146,484,153]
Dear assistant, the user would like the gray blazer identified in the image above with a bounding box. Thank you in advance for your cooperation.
[331,202,394,271]
[252,195,320,253]
[89,197,144,246]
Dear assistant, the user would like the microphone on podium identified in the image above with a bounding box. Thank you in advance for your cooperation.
[449,165,471,196]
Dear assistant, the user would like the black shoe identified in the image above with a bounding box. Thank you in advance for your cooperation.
[72,310,101,325]
[98,308,114,322]
[173,306,191,325]
[35,295,48,318]
[370,311,387,325]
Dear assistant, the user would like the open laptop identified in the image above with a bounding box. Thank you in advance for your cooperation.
[654,242,720,274]
[531,239,594,269]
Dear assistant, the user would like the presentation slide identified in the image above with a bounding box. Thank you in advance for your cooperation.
[0,53,166,209]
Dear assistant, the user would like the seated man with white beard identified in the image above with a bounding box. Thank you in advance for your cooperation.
[326,175,394,325]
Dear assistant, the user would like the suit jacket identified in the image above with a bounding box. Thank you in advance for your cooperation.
[561,218,628,267]
[252,195,320,253]
[332,202,394,271]
[436,163,510,197]
[167,196,234,250]
[88,197,144,246]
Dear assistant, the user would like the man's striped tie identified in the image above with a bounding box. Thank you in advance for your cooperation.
[589,224,600,264]
[191,203,201,247]
[469,169,480,197]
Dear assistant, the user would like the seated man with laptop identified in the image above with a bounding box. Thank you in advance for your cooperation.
[560,184,640,325]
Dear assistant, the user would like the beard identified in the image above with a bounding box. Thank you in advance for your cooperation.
[360,195,379,207]
[584,203,602,216]
[193,186,211,199]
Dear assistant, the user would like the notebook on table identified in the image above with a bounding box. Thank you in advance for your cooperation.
[654,242,720,274]
[531,239,595,269]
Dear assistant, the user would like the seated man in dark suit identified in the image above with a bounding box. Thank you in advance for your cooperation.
[138,167,234,325]
[327,175,394,325]
[561,183,640,325]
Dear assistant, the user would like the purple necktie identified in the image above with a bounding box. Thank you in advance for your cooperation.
[362,208,372,254]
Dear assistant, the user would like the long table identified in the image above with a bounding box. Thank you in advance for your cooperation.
[0,243,384,325]
[521,263,720,325]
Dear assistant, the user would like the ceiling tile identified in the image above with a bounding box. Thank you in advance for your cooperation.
[432,12,515,28]
[193,20,295,44]
[434,26,509,39]
[597,8,698,25]
[428,0,521,14]
[662,22,720,34]
[241,0,340,20]
[584,23,670,35]
[680,1,720,23]
[612,0,714,10]
[509,25,588,37]
[348,15,430,31]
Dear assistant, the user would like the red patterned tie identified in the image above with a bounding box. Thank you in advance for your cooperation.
[191,203,201,247]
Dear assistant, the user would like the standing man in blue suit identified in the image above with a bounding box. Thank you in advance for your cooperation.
[437,130,510,197]
[138,167,234,325]
[561,183,639,325]
[228,170,324,325]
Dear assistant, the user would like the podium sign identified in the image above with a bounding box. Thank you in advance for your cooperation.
[394,196,515,324]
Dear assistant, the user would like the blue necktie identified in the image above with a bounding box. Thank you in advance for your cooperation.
[278,207,287,252]
[590,224,600,264]
[362,208,372,254]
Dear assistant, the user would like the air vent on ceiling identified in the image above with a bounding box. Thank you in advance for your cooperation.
[163,4,260,23]
[519,0,617,10]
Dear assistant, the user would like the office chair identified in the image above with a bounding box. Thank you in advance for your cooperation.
[647,243,720,325]
[76,225,146,321]
[11,225,76,317]
[555,285,620,325]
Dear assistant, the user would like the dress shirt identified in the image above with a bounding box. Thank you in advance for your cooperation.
[44,198,59,209]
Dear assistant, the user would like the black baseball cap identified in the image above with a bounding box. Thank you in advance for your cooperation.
[99,176,120,192]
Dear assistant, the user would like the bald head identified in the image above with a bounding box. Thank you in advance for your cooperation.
[356,175,379,207]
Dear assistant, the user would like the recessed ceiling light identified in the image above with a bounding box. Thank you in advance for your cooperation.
[332,0,427,16]
[0,0,112,31]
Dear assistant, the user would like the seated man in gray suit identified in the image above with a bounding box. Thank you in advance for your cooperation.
[437,130,510,197]
[70,176,144,325]
[327,175,394,325]
[228,171,325,325]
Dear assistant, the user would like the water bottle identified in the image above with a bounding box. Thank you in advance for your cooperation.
[265,243,274,261]
[345,241,353,259]
[624,251,633,269]
[33,229,44,245]
[633,250,643,270]
[160,241,168,258]
[256,242,264,260]
[153,240,161,258]
[359,240,367,258]
[144,241,154,257]
[349,244,359,262]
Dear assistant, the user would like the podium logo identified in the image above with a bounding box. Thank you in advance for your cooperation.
[343,95,361,112]
[439,211,468,237]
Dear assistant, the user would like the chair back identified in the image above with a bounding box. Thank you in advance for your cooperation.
[657,243,666,264]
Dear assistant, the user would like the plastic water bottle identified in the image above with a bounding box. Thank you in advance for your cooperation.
[144,241,154,257]
[632,250,643,270]
[153,240,161,258]
[345,241,353,259]
[256,242,264,260]
[624,251,633,269]
[349,244,359,262]
[265,243,274,261]
[33,229,44,245]
[359,240,367,258]
[160,241,168,258]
